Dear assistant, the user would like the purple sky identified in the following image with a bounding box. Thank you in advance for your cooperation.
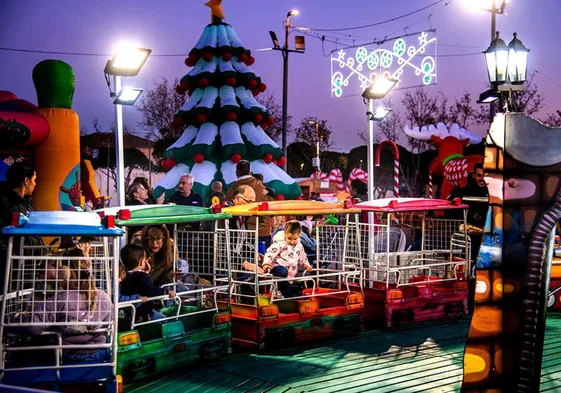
[1,0,560,152]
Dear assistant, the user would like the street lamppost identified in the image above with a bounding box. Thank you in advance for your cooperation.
[308,120,321,170]
[104,44,151,206]
[362,78,398,201]
[465,0,509,119]
[478,32,529,109]
[270,10,305,171]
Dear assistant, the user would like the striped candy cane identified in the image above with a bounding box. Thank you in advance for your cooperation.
[428,172,433,199]
[329,168,345,192]
[347,168,368,192]
[311,170,328,180]
[375,140,400,198]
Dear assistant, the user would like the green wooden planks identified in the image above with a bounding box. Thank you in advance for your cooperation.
[124,315,561,393]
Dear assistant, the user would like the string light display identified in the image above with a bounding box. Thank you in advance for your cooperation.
[330,30,437,98]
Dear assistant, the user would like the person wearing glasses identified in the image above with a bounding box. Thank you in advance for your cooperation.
[226,161,275,247]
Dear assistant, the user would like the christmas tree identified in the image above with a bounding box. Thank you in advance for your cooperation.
[154,0,302,202]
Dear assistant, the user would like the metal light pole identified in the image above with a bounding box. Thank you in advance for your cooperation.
[281,10,298,171]
[367,100,375,202]
[104,44,151,207]
[113,75,125,207]
[489,0,498,121]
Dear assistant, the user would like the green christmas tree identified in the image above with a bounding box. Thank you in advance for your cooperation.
[154,0,301,202]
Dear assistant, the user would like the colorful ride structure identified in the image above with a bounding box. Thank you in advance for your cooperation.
[347,198,471,328]
[0,60,101,211]
[97,204,233,383]
[461,113,561,392]
[403,123,483,199]
[223,201,364,350]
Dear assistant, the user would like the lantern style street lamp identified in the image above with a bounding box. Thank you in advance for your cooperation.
[104,43,151,207]
[479,32,529,108]
[507,32,530,84]
[484,31,509,86]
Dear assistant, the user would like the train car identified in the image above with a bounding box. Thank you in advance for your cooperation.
[96,204,233,383]
[0,211,123,392]
[222,200,364,350]
[349,198,472,328]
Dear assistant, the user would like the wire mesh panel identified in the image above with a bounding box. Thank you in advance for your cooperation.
[348,215,470,288]
[0,235,118,373]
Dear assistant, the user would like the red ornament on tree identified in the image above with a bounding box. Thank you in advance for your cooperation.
[185,54,198,67]
[172,117,185,129]
[260,122,268,129]
[226,77,237,86]
[175,82,188,95]
[226,112,237,122]
[238,53,248,63]
[253,114,263,124]
[161,158,177,171]
[198,78,209,89]
[263,153,273,163]
[295,195,304,200]
[231,153,242,163]
[266,116,275,126]
[195,113,206,124]
[275,194,285,201]
[276,156,286,167]
[202,52,213,62]
[222,52,233,62]
[247,56,255,66]
[194,153,205,163]
[259,83,267,92]
[247,79,258,89]
[252,89,260,97]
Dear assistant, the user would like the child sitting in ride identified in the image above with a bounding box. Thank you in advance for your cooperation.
[119,244,176,322]
[262,220,313,298]
[15,249,113,363]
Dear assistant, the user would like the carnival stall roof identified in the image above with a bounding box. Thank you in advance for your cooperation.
[223,200,360,216]
[355,198,469,213]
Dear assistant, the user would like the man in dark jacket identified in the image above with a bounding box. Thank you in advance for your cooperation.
[225,161,275,247]
[169,173,204,230]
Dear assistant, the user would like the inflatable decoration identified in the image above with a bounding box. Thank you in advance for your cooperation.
[404,122,483,199]
[328,168,345,192]
[375,140,400,198]
[155,0,301,201]
[0,60,101,211]
[460,113,561,392]
[347,167,368,192]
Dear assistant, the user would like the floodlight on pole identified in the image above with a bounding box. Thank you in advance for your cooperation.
[104,43,151,207]
[113,87,144,106]
[362,78,398,100]
[104,44,152,77]
[368,107,392,122]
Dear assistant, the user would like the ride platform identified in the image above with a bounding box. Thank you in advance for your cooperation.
[125,314,561,392]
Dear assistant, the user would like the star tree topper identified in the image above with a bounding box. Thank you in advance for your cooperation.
[205,0,225,21]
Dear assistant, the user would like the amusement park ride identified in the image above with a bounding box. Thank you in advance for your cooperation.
[1,1,561,392]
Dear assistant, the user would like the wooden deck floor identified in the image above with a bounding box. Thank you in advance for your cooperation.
[126,314,561,393]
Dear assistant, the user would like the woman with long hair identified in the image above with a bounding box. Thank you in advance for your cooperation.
[140,225,176,287]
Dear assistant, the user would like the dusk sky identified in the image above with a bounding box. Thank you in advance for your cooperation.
[1,0,560,152]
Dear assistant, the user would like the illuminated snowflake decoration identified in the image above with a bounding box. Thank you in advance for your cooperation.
[330,31,437,98]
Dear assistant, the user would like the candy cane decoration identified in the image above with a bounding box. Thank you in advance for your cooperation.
[375,140,400,198]
[428,172,433,199]
[329,168,345,192]
[347,167,369,192]
[311,169,328,180]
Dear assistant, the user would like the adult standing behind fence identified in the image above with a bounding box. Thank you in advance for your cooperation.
[226,160,275,247]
